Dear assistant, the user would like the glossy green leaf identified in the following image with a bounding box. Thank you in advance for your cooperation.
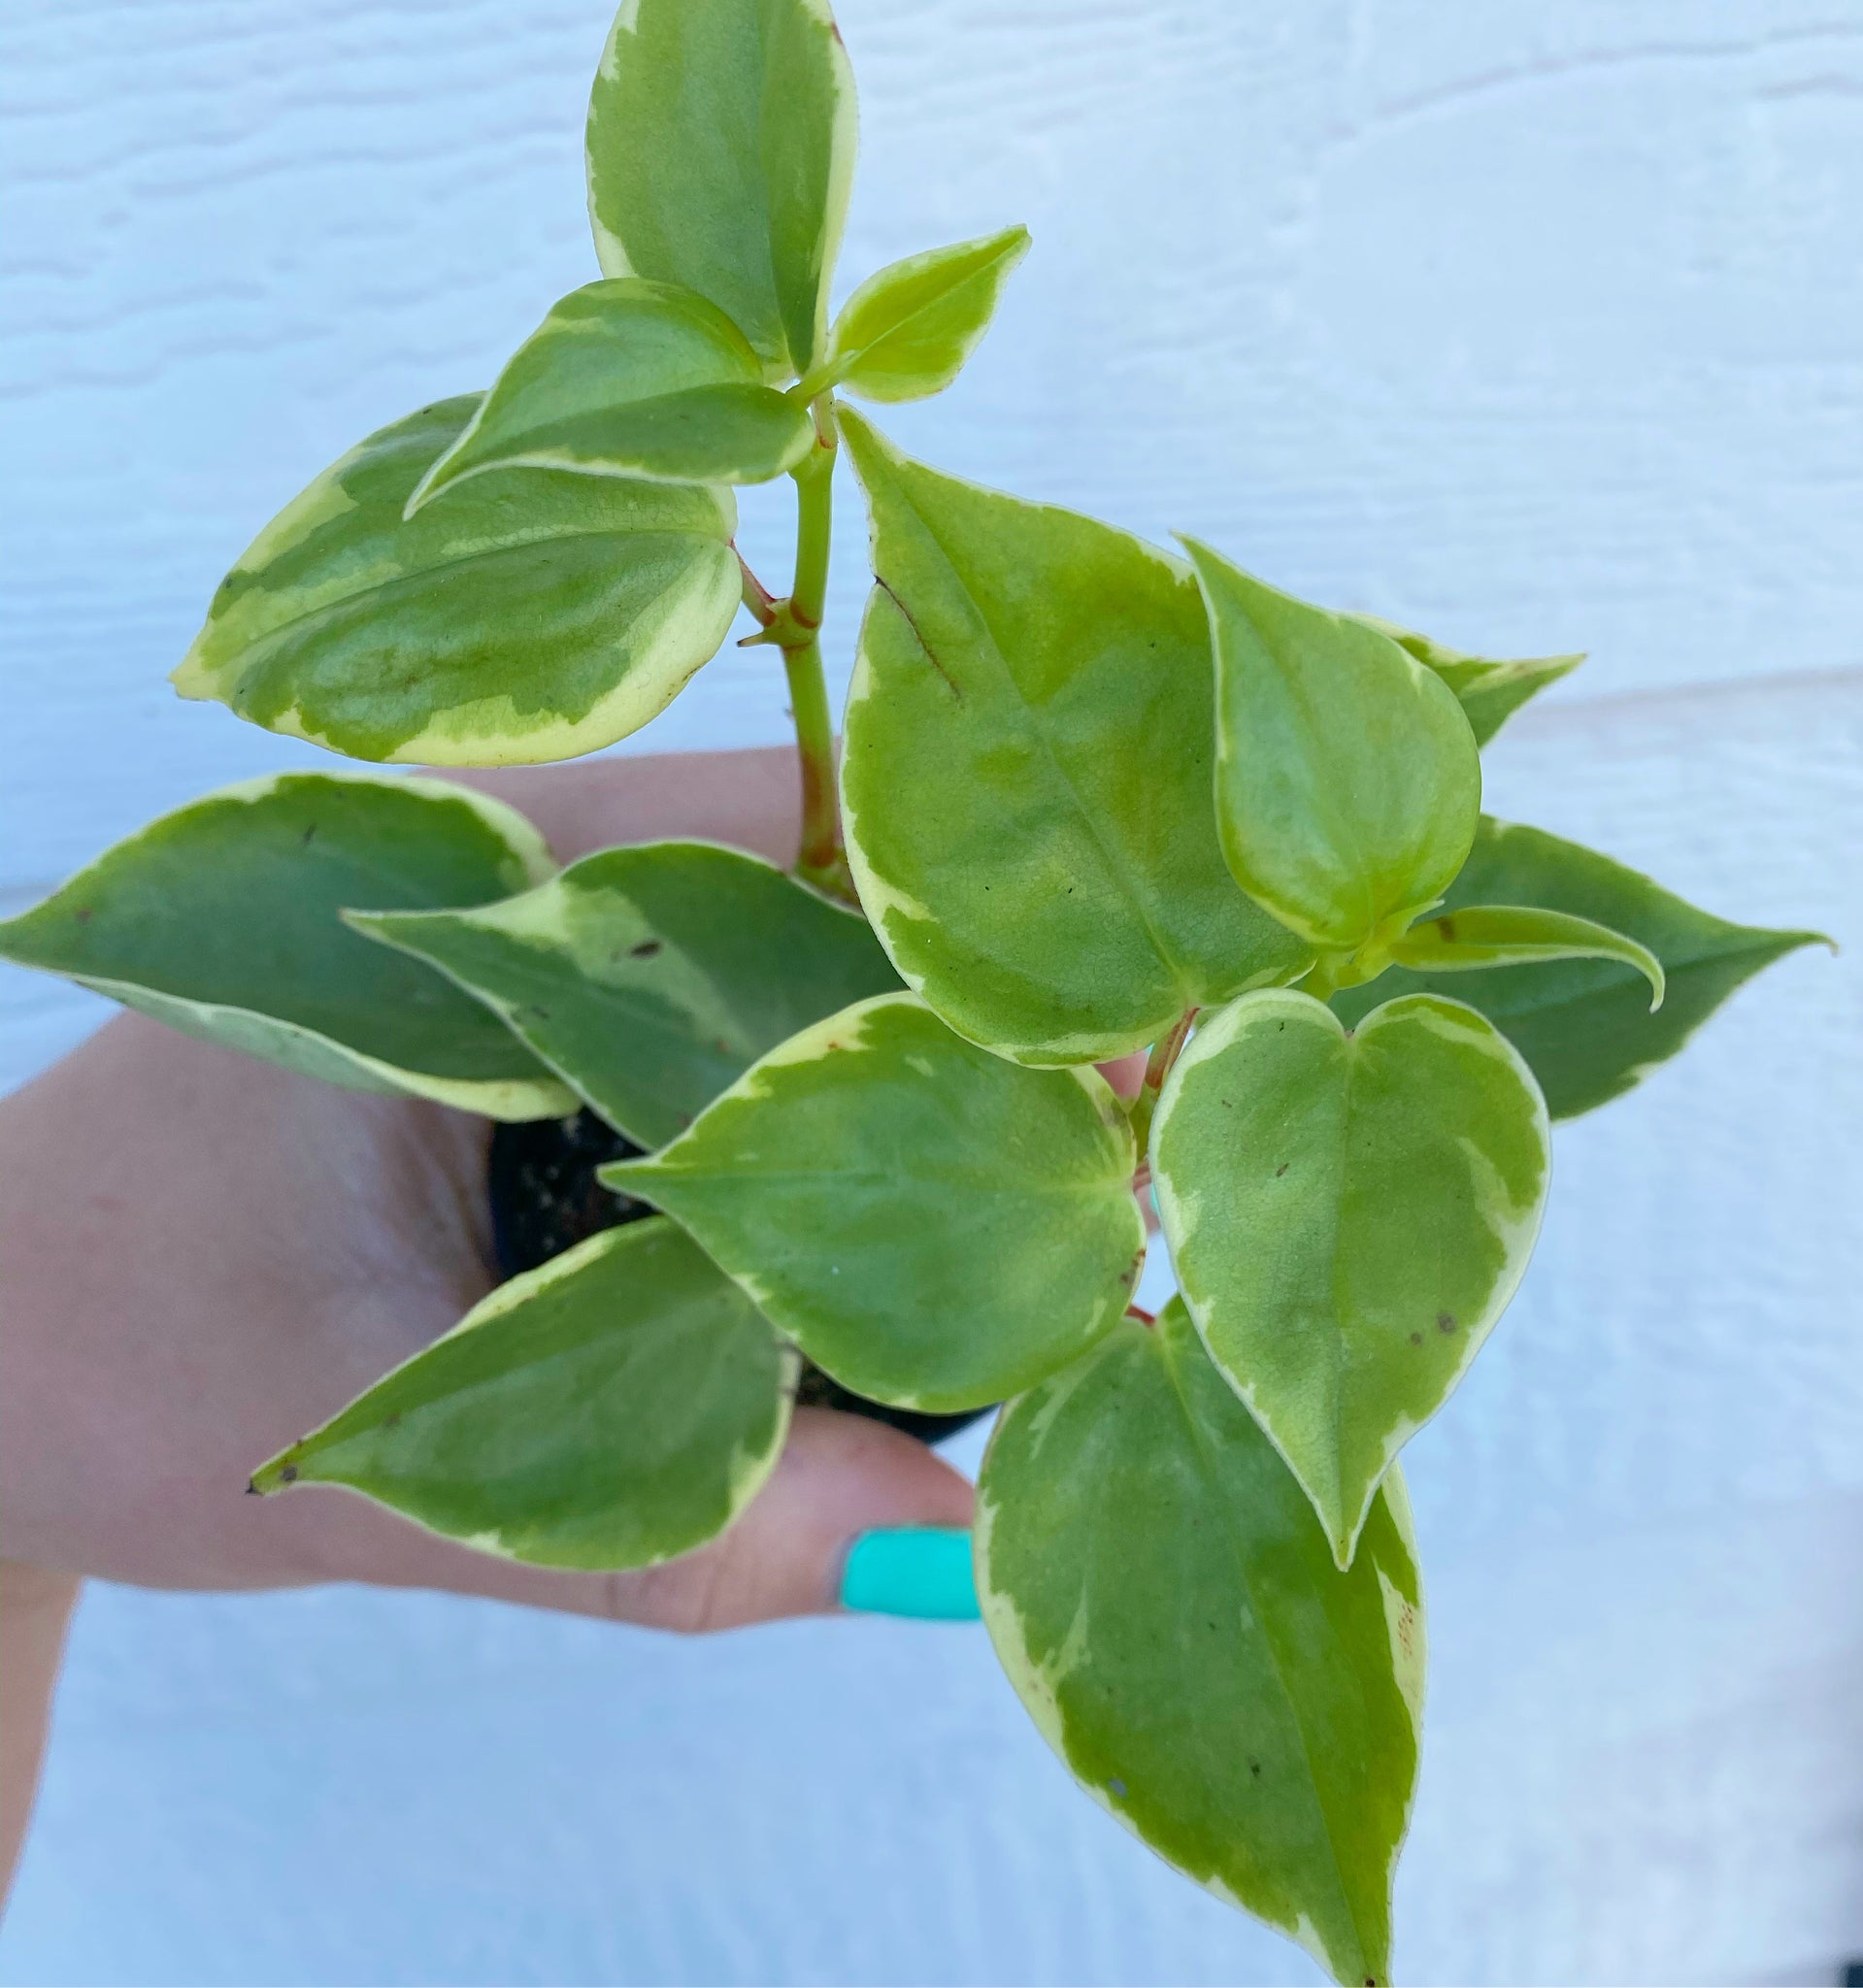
[1184,540,1482,954]
[839,413,1311,1067]
[250,1219,794,1570]
[1333,816,1830,1118]
[1353,614,1580,746]
[819,225,1030,402]
[350,840,900,1149]
[173,397,741,765]
[1390,903,1664,1009]
[586,0,856,382]
[978,1304,1422,1988]
[1152,987,1548,1567]
[0,773,574,1119]
[407,282,815,508]
[607,993,1146,1411]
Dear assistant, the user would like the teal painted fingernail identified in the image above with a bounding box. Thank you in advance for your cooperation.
[840,1527,981,1620]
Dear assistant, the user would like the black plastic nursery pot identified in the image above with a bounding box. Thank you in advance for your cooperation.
[488,1110,990,1445]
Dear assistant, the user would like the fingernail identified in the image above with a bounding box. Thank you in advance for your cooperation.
[839,1527,981,1620]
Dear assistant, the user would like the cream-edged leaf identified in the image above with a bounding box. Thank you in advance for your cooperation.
[0,772,574,1119]
[821,225,1029,402]
[978,1305,1423,1988]
[840,413,1310,1066]
[408,282,815,506]
[252,1219,794,1570]
[1391,903,1664,1009]
[608,992,1146,1411]
[1184,541,1481,954]
[350,840,899,1149]
[1152,987,1549,1566]
[173,397,741,766]
[586,0,856,381]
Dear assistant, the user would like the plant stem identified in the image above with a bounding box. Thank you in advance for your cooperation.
[1128,1007,1197,1156]
[783,401,853,902]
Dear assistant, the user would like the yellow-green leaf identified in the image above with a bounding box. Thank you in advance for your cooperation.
[586,0,856,381]
[608,993,1145,1411]
[173,397,740,766]
[820,225,1029,402]
[1152,987,1548,1567]
[978,1305,1423,1988]
[408,282,815,507]
[251,1219,794,1570]
[1184,540,1482,954]
[1390,903,1664,1009]
[840,413,1310,1067]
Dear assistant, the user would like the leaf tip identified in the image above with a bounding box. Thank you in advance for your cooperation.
[250,1454,303,1496]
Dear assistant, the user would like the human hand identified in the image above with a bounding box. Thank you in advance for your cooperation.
[0,746,973,1631]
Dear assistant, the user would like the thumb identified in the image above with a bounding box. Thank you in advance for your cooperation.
[333,1407,978,1634]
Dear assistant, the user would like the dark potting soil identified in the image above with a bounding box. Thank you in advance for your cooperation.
[488,1109,989,1444]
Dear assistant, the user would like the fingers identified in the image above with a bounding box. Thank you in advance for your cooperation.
[332,1408,977,1635]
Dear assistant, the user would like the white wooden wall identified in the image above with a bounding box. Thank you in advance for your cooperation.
[2,4,1859,1982]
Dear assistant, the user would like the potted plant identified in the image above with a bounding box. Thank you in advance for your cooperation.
[0,2,1823,1978]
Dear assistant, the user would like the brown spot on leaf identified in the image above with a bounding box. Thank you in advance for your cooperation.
[279,1464,299,1483]
[1437,1310,1456,1334]
[629,940,662,958]
[1409,1332,1422,1346]
[1275,1162,1288,1176]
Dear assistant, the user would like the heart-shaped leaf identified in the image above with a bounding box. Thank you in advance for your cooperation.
[839,412,1310,1067]
[1183,540,1481,955]
[978,1303,1422,1988]
[1390,903,1664,1009]
[1152,987,1549,1566]
[586,0,855,382]
[173,397,741,765]
[407,282,815,508]
[1351,614,1580,746]
[819,225,1029,402]
[608,992,1146,1411]
[350,841,900,1149]
[251,1219,794,1570]
[1333,816,1830,1118]
[0,772,574,1118]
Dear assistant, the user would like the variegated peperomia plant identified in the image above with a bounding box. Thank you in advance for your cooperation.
[0,3,1824,1979]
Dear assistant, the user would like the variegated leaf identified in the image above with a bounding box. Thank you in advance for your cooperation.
[978,1303,1423,1988]
[173,397,740,766]
[252,1219,794,1569]
[350,840,899,1148]
[586,0,856,382]
[839,412,1310,1067]
[408,282,815,504]
[0,772,573,1118]
[1152,987,1549,1567]
[608,992,1146,1410]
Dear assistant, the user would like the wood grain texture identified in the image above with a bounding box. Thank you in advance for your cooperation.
[2,3,1859,1982]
